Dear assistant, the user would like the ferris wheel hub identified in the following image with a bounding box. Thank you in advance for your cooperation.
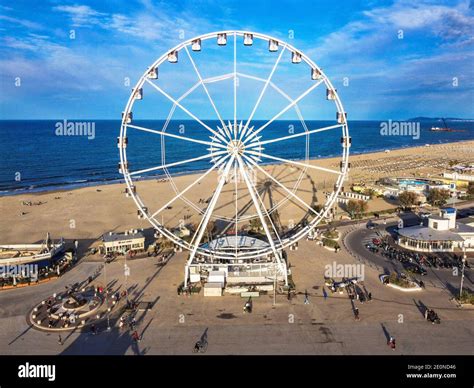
[227,139,245,156]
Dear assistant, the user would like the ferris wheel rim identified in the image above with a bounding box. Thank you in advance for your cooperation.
[118,30,350,260]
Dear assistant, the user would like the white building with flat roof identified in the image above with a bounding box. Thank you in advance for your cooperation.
[101,230,145,255]
[397,208,474,252]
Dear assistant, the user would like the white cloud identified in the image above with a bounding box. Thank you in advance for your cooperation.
[364,1,474,42]
[52,5,106,27]
[0,15,43,30]
[53,3,217,42]
[309,0,473,62]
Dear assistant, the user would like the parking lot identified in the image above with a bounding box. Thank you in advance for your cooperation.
[345,220,473,301]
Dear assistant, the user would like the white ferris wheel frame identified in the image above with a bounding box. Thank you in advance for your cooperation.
[118,30,350,268]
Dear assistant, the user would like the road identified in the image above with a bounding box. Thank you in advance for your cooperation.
[344,220,473,298]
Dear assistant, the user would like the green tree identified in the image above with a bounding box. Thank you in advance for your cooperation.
[427,188,450,207]
[249,218,263,232]
[346,199,368,219]
[467,182,474,198]
[398,191,418,209]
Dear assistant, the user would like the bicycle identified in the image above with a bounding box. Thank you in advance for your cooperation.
[192,340,208,353]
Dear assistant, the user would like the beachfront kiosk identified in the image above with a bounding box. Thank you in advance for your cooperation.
[101,230,145,255]
[397,208,474,252]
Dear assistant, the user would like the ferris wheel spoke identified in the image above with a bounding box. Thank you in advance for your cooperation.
[185,156,235,286]
[129,151,226,176]
[237,157,281,246]
[246,150,342,176]
[145,78,228,144]
[233,32,237,130]
[233,160,238,255]
[242,154,320,217]
[236,72,311,142]
[150,154,230,219]
[248,124,343,147]
[127,124,226,149]
[241,45,286,140]
[184,46,227,134]
[243,79,325,145]
[237,156,286,275]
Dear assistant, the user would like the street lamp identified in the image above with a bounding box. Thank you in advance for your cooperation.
[124,254,130,304]
[452,172,458,212]
[103,255,111,331]
[459,243,466,301]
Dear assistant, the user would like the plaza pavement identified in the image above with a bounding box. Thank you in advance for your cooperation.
[0,225,473,355]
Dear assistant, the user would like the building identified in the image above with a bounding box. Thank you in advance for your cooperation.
[397,208,474,252]
[186,235,288,289]
[101,230,145,255]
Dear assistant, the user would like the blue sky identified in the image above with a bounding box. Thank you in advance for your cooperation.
[0,0,473,120]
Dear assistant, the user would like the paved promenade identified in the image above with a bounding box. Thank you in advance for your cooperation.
[0,231,473,355]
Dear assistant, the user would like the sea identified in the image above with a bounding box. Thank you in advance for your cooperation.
[0,119,472,196]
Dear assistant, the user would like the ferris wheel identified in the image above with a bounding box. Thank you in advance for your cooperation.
[118,31,350,287]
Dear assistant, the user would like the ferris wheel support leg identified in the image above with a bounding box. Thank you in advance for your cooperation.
[237,156,288,286]
[183,156,235,288]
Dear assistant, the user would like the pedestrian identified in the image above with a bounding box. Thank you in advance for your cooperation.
[243,298,252,313]
[388,337,396,350]
[132,331,140,342]
[354,307,360,320]
[323,287,328,301]
[287,289,291,302]
[368,292,372,301]
[304,290,309,305]
[58,334,63,345]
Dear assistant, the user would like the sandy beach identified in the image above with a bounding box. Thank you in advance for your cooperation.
[1,140,473,246]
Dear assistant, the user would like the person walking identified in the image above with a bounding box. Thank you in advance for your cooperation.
[323,287,328,301]
[354,307,360,321]
[388,337,396,350]
[243,297,252,313]
[304,290,309,305]
[58,334,63,345]
[132,330,141,342]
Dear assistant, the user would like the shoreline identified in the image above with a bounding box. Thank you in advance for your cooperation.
[0,139,472,245]
[1,138,472,197]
